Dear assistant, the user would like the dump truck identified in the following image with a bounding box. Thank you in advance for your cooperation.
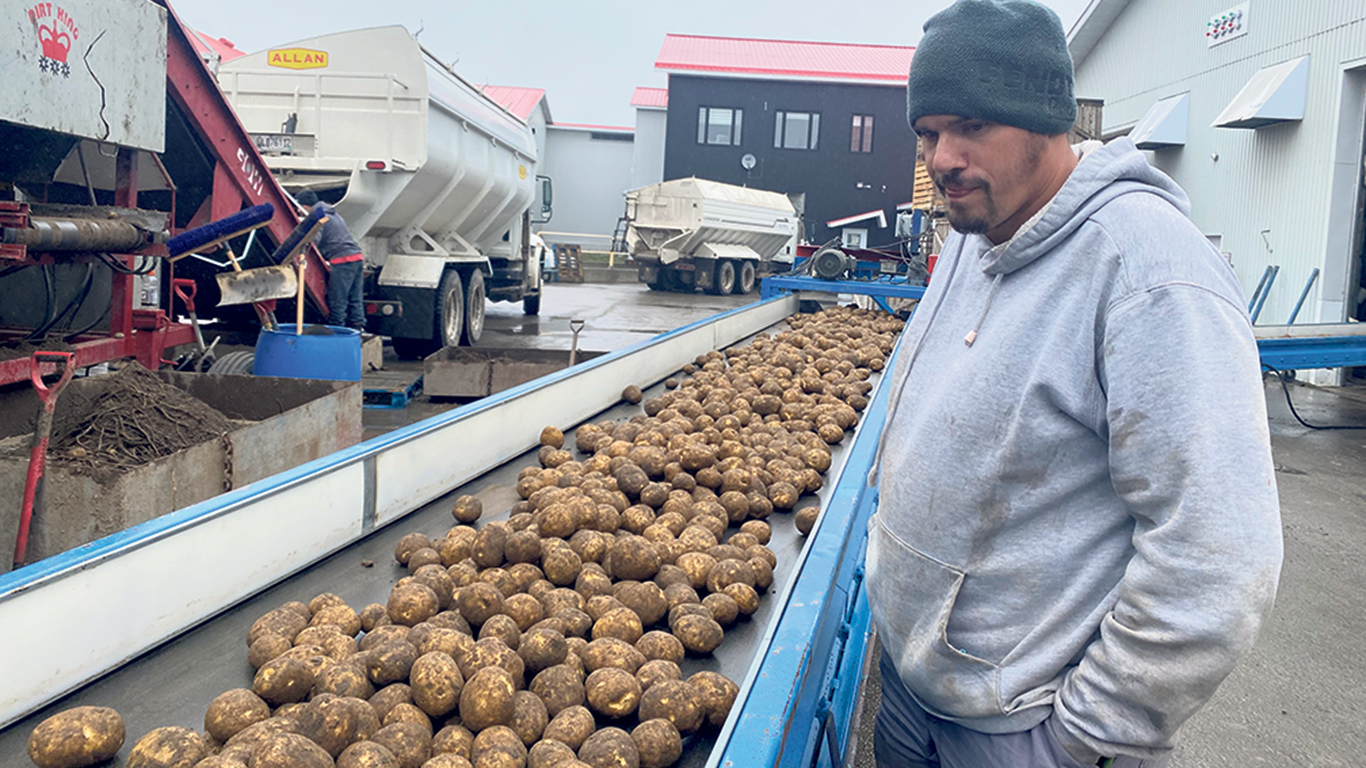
[218,26,551,356]
[623,177,799,295]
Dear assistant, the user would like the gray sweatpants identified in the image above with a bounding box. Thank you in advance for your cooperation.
[874,649,1170,768]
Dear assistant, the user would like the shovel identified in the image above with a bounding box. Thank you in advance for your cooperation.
[14,351,75,569]
[216,208,328,308]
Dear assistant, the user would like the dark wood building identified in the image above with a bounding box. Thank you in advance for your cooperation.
[655,35,919,247]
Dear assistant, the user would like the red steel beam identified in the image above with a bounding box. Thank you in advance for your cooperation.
[157,0,329,316]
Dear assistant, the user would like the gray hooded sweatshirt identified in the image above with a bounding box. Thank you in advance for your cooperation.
[866,138,1282,762]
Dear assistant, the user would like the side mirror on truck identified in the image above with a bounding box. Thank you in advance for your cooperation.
[535,175,553,224]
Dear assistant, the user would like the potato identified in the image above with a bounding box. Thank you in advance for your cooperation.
[615,582,668,627]
[748,557,774,592]
[722,583,759,616]
[366,640,419,686]
[634,631,685,664]
[253,655,316,706]
[674,553,716,591]
[671,614,723,655]
[297,695,381,757]
[738,520,771,544]
[529,664,585,717]
[397,533,434,565]
[795,506,819,536]
[578,727,639,768]
[248,634,292,669]
[479,614,522,651]
[470,724,527,768]
[637,680,705,735]
[384,702,433,733]
[472,524,510,569]
[585,667,643,719]
[370,722,434,768]
[274,702,311,720]
[441,528,479,567]
[542,547,584,587]
[338,740,401,768]
[528,739,578,768]
[414,565,457,611]
[608,536,660,581]
[581,638,646,674]
[592,608,644,644]
[631,718,683,768]
[518,627,569,675]
[662,584,700,612]
[554,608,594,640]
[540,426,565,449]
[223,719,301,757]
[368,683,414,721]
[389,583,441,627]
[434,723,475,758]
[453,495,484,524]
[456,582,506,627]
[410,651,465,717]
[689,671,740,728]
[504,530,543,565]
[540,588,586,616]
[702,593,740,627]
[706,560,756,593]
[408,548,445,572]
[767,482,799,510]
[621,385,644,404]
[460,667,517,732]
[124,726,207,768]
[362,624,413,651]
[509,690,549,746]
[27,706,124,768]
[576,569,615,601]
[458,637,526,687]
[248,609,307,647]
[416,626,474,659]
[203,688,270,742]
[194,756,249,768]
[635,660,682,692]
[480,567,520,598]
[249,732,333,768]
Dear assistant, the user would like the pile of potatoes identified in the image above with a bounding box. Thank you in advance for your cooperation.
[26,307,902,768]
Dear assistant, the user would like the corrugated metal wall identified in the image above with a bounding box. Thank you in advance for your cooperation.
[1074,0,1366,328]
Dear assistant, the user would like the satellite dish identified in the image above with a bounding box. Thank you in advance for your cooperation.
[741,153,757,170]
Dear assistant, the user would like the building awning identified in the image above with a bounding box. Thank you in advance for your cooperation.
[826,209,887,228]
[1213,56,1310,129]
[1130,92,1189,149]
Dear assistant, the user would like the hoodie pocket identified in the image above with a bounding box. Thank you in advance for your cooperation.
[866,513,1003,718]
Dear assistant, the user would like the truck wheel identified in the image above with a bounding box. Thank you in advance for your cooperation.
[463,269,485,345]
[523,292,541,314]
[436,269,464,349]
[738,261,757,294]
[708,260,736,296]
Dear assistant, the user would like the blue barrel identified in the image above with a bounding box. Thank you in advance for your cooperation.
[253,326,362,381]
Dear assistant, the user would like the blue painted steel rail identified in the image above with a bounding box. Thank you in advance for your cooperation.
[1257,335,1366,370]
[711,335,901,768]
[760,275,927,315]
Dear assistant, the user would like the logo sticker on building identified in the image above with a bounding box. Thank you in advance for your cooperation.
[268,48,328,70]
[27,3,79,78]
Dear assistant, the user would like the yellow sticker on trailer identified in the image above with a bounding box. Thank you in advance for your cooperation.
[268,48,329,70]
[518,165,527,179]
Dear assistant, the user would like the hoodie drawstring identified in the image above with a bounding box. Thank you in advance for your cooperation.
[964,272,1003,347]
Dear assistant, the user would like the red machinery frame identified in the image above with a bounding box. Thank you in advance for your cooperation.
[0,0,328,388]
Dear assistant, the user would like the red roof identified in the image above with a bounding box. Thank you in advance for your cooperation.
[550,122,634,132]
[188,29,245,63]
[655,34,914,85]
[631,87,669,109]
[480,85,547,121]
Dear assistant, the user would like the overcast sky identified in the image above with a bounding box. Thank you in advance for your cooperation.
[171,0,1092,126]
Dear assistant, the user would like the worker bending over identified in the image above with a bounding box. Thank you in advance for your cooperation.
[297,189,365,331]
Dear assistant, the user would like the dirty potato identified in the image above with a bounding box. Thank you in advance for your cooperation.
[410,651,465,718]
[578,727,640,768]
[338,740,401,768]
[459,667,518,732]
[27,706,125,768]
[637,680,705,734]
[369,722,433,768]
[249,732,332,768]
[689,671,741,728]
[452,495,484,524]
[631,718,683,768]
[203,688,270,742]
[509,690,549,746]
[529,664,586,718]
[124,726,208,768]
[585,667,643,719]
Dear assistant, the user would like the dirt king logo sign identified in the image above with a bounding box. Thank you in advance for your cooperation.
[268,48,328,70]
[27,2,78,78]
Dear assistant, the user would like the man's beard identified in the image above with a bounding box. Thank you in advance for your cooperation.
[938,171,996,234]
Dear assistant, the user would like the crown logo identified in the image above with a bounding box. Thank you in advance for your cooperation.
[38,23,71,63]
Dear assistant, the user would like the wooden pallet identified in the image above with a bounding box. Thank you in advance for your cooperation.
[555,244,584,283]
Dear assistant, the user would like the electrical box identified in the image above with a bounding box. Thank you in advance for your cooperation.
[1207,3,1248,48]
[1,0,168,151]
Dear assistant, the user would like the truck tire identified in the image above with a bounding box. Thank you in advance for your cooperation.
[463,269,485,345]
[208,350,255,375]
[708,260,736,296]
[436,269,465,349]
[523,292,541,315]
[738,261,757,295]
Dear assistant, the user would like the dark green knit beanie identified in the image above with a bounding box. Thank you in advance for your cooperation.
[907,0,1076,135]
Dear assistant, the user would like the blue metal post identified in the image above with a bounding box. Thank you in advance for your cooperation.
[1247,265,1273,313]
[1286,268,1320,325]
[1249,265,1279,324]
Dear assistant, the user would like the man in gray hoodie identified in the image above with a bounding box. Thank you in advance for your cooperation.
[867,1,1283,767]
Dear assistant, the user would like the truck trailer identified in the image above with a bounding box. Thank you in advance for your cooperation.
[218,26,552,356]
[624,178,799,295]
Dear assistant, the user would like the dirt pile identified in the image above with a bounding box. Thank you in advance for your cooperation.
[51,364,233,474]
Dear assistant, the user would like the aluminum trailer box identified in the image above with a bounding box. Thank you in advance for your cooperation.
[220,27,549,352]
[424,346,607,398]
[626,178,799,296]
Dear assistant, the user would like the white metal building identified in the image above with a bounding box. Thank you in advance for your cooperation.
[1071,0,1366,379]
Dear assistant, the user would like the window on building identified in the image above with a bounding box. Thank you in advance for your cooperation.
[774,111,820,150]
[697,107,743,146]
[851,114,874,153]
